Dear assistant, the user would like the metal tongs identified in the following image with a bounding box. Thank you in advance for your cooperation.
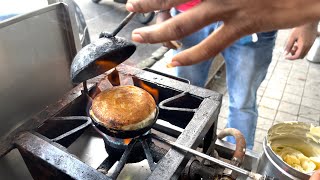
[71,12,137,83]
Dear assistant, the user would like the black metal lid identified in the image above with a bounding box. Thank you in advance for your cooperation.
[70,36,136,83]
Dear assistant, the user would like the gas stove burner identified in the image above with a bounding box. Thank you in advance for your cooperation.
[93,123,152,163]
[94,124,151,150]
[103,132,133,149]
[93,124,130,149]
[1,65,225,180]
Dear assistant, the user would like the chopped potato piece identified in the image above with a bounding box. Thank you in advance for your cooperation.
[272,146,317,173]
[310,157,320,169]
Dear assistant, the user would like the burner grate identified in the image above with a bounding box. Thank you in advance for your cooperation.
[1,64,222,180]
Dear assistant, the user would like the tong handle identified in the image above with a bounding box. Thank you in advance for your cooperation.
[112,12,136,36]
[100,12,136,38]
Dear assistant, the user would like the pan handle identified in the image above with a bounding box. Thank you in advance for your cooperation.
[100,12,136,38]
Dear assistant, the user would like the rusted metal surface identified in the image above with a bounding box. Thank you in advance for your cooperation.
[119,73,134,86]
[217,128,246,179]
[148,96,220,180]
[116,64,222,100]
[92,65,221,179]
[214,140,260,174]
[14,132,109,180]
[181,158,219,180]
[217,128,246,166]
[152,134,266,180]
[2,65,222,179]
[0,83,90,157]
[97,74,114,91]
[111,65,222,179]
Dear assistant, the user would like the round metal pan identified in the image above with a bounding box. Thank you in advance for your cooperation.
[71,36,136,83]
[70,12,137,83]
[90,106,159,139]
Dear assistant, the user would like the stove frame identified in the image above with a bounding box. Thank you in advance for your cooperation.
[0,64,222,180]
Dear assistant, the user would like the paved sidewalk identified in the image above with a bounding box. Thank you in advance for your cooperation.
[151,29,320,153]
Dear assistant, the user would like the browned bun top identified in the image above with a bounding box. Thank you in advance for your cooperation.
[90,85,157,130]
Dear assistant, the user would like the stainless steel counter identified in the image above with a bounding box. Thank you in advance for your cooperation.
[0,3,80,179]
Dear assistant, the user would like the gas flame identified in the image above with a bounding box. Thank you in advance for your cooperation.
[106,135,132,146]
[138,80,159,102]
[95,60,118,71]
[108,69,120,86]
[123,138,131,145]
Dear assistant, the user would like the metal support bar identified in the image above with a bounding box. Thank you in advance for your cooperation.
[203,124,215,153]
[159,92,197,112]
[97,156,118,175]
[153,120,183,138]
[152,134,267,180]
[14,132,109,180]
[83,81,89,94]
[50,116,92,142]
[111,139,137,179]
[140,139,156,171]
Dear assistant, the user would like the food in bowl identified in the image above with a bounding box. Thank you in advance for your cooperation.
[268,122,320,174]
[272,145,318,173]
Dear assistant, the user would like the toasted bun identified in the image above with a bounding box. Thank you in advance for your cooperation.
[90,85,157,131]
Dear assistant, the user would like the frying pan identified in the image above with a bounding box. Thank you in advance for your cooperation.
[71,12,137,83]
[85,89,159,139]
[89,103,159,139]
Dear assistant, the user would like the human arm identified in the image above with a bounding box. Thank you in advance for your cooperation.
[285,22,318,60]
[126,0,320,66]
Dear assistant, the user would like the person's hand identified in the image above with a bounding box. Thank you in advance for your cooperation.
[310,169,320,180]
[156,10,181,50]
[126,0,320,67]
[285,22,318,60]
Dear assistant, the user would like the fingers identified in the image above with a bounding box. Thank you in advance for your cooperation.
[310,169,320,180]
[285,42,298,60]
[285,23,318,60]
[168,24,243,66]
[286,47,310,60]
[298,43,313,59]
[286,37,313,60]
[285,34,297,55]
[131,2,227,44]
[286,42,304,60]
[126,0,189,13]
[156,11,172,24]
